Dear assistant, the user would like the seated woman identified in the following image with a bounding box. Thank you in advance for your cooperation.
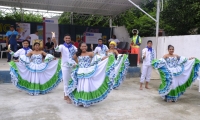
[67,42,116,107]
[152,45,200,102]
[9,42,62,95]
[107,41,129,89]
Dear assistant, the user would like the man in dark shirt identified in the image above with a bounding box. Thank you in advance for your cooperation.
[6,25,20,62]
[45,37,54,54]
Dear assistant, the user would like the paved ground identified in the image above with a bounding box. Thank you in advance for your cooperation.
[0,59,200,120]
[1,79,200,120]
[0,58,9,70]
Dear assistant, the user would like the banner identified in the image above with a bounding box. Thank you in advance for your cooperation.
[43,18,59,43]
[37,25,43,40]
[85,32,102,44]
[16,22,31,41]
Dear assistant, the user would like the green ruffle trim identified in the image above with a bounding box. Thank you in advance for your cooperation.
[9,59,62,91]
[72,76,111,100]
[69,54,115,101]
[168,58,200,97]
[106,55,115,71]
[114,54,128,86]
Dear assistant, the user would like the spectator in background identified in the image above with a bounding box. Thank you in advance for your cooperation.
[74,41,79,48]
[108,35,120,48]
[6,25,20,62]
[26,31,39,49]
[131,29,141,66]
[45,37,54,54]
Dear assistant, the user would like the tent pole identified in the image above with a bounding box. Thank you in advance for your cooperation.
[155,0,160,59]
[71,12,74,25]
[109,17,112,39]
[128,0,157,22]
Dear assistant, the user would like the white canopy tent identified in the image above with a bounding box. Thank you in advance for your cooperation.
[0,0,141,16]
[0,0,162,56]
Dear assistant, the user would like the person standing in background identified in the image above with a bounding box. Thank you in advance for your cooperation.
[131,29,142,66]
[45,37,54,54]
[26,31,39,49]
[108,35,120,48]
[6,25,20,62]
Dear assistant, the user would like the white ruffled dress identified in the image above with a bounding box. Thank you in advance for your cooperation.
[67,55,116,107]
[152,56,200,101]
[9,54,62,95]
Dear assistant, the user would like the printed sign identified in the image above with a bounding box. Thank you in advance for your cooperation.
[85,32,102,44]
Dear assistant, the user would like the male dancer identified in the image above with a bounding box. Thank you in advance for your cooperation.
[52,33,77,103]
[93,38,108,57]
[140,40,156,90]
[8,40,32,62]
[131,29,142,66]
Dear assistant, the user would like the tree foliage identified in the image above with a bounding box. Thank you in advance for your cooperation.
[161,0,200,35]
[0,8,43,23]
[113,0,157,37]
[58,13,110,27]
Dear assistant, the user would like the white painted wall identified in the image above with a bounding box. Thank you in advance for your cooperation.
[141,35,200,60]
[113,27,200,60]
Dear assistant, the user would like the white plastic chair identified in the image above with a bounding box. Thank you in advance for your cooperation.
[1,51,7,59]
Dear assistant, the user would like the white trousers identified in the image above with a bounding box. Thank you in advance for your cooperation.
[61,67,72,96]
[140,65,152,83]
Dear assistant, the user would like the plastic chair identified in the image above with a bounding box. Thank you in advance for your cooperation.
[117,42,127,54]
[1,51,7,59]
[117,42,131,54]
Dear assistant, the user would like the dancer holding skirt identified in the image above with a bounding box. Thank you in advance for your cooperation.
[107,41,129,89]
[9,42,62,95]
[152,45,200,102]
[67,42,116,107]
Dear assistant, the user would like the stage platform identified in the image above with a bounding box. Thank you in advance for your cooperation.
[0,59,11,83]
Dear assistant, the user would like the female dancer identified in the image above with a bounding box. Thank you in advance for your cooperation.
[107,41,129,89]
[9,42,62,95]
[152,45,200,102]
[67,42,116,107]
[107,41,118,56]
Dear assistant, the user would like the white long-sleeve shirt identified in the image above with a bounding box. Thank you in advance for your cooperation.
[93,45,108,57]
[142,47,156,66]
[10,48,32,57]
[54,44,77,67]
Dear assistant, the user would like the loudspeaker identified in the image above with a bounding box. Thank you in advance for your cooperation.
[54,52,61,57]
[128,54,138,67]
